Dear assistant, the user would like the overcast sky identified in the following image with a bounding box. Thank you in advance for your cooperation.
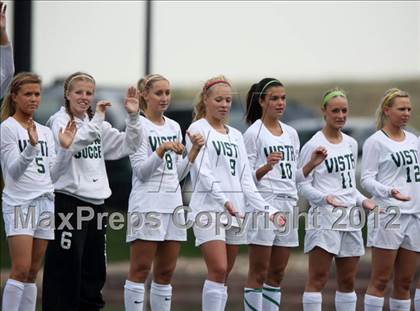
[5,1,420,87]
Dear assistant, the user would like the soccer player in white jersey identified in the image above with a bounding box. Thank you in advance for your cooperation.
[298,88,376,311]
[186,75,284,311]
[0,72,76,311]
[362,88,420,311]
[42,72,142,311]
[243,78,328,311]
[124,74,204,311]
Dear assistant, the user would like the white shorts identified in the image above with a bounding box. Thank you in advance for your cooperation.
[367,212,420,252]
[126,212,187,242]
[247,200,298,247]
[304,229,365,257]
[192,212,247,247]
[2,194,54,240]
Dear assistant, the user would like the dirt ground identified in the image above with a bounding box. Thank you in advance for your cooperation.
[1,250,419,310]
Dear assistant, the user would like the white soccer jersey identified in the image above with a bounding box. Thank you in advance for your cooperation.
[128,116,191,213]
[46,107,142,205]
[1,117,69,205]
[186,118,277,220]
[418,136,420,158]
[243,119,300,201]
[298,131,366,231]
[361,130,420,215]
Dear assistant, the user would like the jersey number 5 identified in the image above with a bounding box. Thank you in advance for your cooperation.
[35,157,45,174]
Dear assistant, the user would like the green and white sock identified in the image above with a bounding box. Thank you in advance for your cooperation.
[262,283,281,311]
[244,287,262,311]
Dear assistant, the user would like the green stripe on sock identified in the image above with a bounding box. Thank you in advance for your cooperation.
[245,288,263,293]
[263,286,281,292]
[244,297,259,311]
[263,294,280,307]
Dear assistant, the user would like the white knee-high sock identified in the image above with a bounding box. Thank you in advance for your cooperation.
[202,280,225,311]
[18,283,37,311]
[124,280,145,311]
[389,297,411,311]
[2,279,25,311]
[335,291,357,311]
[244,287,262,311]
[150,281,172,311]
[262,283,281,311]
[364,294,384,311]
[220,286,228,311]
[302,292,322,311]
[415,289,420,311]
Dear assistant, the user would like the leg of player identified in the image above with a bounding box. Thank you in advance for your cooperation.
[364,247,398,311]
[244,245,271,311]
[389,248,417,311]
[125,240,158,311]
[150,240,181,311]
[335,256,359,311]
[303,247,334,311]
[2,236,33,311]
[200,241,228,311]
[263,246,290,311]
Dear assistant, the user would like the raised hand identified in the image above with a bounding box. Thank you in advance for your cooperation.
[266,151,282,170]
[390,188,411,201]
[95,100,112,116]
[310,146,328,167]
[0,1,9,46]
[187,131,205,151]
[58,120,77,149]
[326,194,346,208]
[27,118,38,146]
[124,86,140,114]
[0,2,6,31]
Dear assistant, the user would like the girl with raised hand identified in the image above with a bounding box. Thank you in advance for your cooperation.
[243,78,327,311]
[186,75,284,311]
[42,72,142,311]
[298,88,375,311]
[362,88,419,311]
[1,72,76,311]
[124,74,204,311]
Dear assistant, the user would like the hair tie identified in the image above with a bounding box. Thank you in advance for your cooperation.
[67,74,95,87]
[322,90,346,107]
[260,79,281,98]
[382,89,401,108]
[204,80,230,92]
